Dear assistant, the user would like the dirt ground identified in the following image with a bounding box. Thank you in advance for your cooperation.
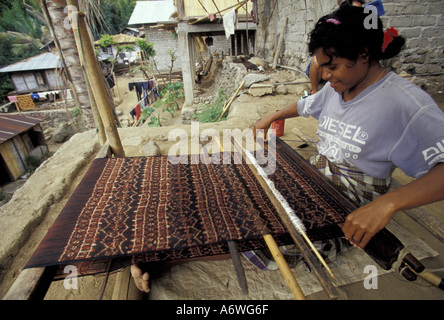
[1,66,444,302]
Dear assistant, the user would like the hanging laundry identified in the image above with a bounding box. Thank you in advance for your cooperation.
[30,93,40,100]
[106,74,115,89]
[130,104,142,121]
[223,9,237,39]
[134,82,144,101]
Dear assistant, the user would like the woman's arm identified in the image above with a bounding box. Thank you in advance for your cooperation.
[342,162,444,248]
[253,101,300,139]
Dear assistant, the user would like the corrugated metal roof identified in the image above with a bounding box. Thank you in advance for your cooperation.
[0,52,61,73]
[128,0,177,25]
[0,115,46,143]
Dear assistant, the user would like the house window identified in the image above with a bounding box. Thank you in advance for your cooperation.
[106,47,113,55]
[35,72,45,86]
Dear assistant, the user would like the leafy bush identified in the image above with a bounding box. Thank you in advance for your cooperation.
[25,154,41,172]
[146,83,184,127]
[194,89,228,123]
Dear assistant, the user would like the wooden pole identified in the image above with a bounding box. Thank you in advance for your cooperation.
[189,0,247,25]
[67,2,125,157]
[217,80,245,121]
[273,17,287,69]
[68,16,106,145]
[263,233,306,300]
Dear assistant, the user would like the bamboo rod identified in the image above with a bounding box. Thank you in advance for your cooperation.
[189,0,247,24]
[67,2,125,157]
[217,80,245,121]
[273,17,287,69]
[417,272,444,289]
[263,233,306,300]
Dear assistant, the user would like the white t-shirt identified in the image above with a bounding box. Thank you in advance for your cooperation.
[297,72,444,179]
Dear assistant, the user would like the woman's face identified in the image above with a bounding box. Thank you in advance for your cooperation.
[315,47,369,94]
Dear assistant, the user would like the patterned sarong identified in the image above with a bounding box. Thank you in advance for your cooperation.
[311,154,391,206]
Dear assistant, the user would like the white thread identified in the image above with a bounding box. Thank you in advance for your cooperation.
[245,149,306,233]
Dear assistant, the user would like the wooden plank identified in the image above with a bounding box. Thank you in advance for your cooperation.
[111,266,144,300]
[3,266,57,300]
[227,240,248,295]
[390,179,444,243]
[273,17,287,69]
[95,141,111,159]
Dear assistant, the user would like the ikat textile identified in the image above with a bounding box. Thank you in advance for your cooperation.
[26,141,352,269]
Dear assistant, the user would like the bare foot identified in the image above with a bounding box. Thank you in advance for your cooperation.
[130,264,150,293]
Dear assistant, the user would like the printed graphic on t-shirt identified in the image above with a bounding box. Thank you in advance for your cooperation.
[422,139,444,166]
[317,115,369,163]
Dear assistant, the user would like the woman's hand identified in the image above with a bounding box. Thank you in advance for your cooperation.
[253,113,275,141]
[253,102,300,140]
[342,197,395,248]
[343,163,444,248]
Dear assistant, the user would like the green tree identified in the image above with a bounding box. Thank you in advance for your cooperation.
[99,0,137,37]
[0,1,48,59]
[136,38,156,61]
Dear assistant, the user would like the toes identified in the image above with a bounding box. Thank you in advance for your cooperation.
[131,265,150,293]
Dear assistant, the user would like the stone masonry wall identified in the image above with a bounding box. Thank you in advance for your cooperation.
[144,27,182,71]
[254,0,444,76]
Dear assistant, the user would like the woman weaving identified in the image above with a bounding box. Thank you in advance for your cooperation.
[132,6,444,293]
[254,6,444,250]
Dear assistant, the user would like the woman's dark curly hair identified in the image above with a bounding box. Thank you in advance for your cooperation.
[308,6,405,63]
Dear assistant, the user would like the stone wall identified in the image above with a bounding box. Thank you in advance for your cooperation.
[144,27,182,71]
[254,0,444,75]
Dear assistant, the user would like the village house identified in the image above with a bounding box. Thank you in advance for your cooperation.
[128,0,181,71]
[0,51,68,111]
[0,114,48,185]
[95,33,142,65]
